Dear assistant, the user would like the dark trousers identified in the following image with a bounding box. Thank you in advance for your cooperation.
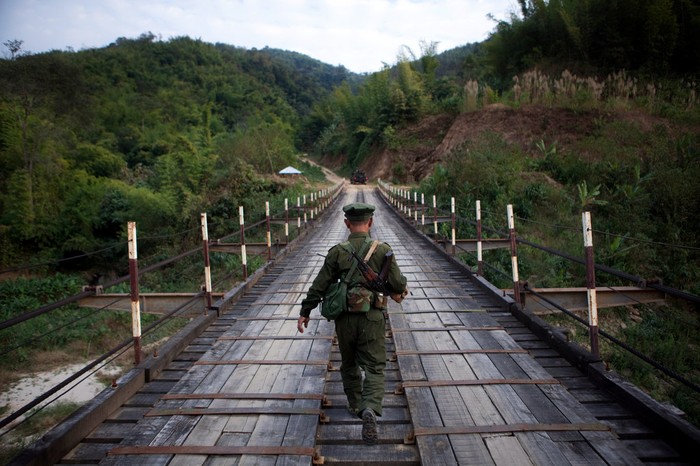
[335,308,386,416]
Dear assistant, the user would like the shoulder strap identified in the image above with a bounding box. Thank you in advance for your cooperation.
[364,240,380,261]
[341,239,374,284]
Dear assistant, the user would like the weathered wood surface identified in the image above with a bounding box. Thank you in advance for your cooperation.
[369,189,644,466]
[94,212,345,466]
[58,187,661,465]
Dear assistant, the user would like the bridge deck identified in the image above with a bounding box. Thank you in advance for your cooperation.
[61,187,646,465]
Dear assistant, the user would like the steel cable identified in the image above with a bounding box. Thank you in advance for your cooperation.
[524,285,700,393]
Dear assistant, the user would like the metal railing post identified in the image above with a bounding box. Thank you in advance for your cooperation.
[284,198,289,245]
[128,222,142,365]
[296,196,301,234]
[413,192,418,223]
[303,195,307,227]
[583,211,601,359]
[239,206,248,279]
[433,195,438,237]
[201,213,213,313]
[507,204,522,305]
[451,197,456,255]
[476,200,483,276]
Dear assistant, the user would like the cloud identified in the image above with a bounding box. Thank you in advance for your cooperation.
[0,0,517,72]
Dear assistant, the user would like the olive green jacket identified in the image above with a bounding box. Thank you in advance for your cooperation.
[300,232,407,317]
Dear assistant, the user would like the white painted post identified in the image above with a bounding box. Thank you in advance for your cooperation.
[284,198,289,245]
[414,192,418,223]
[265,201,271,260]
[201,213,212,313]
[303,194,307,226]
[297,196,301,232]
[433,195,438,236]
[476,200,483,276]
[127,222,141,364]
[239,206,248,279]
[310,193,315,221]
[583,211,600,359]
[451,197,456,254]
[507,204,521,305]
[421,193,425,226]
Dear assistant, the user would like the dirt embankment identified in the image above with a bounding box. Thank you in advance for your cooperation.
[358,104,672,183]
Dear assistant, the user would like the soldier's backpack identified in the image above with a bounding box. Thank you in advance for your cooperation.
[321,239,376,320]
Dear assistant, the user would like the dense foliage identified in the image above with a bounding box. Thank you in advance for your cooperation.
[480,0,700,87]
[0,35,350,272]
[1,1,699,427]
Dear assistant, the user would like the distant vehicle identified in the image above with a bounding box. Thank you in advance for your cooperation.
[350,169,367,184]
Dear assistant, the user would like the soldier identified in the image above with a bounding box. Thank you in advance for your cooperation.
[297,202,408,445]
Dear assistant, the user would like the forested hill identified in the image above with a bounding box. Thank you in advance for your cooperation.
[0,34,355,269]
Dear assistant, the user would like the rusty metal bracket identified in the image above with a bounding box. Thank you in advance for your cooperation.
[236,316,323,321]
[388,309,487,314]
[395,348,527,355]
[250,301,302,305]
[390,326,503,332]
[394,383,405,395]
[404,430,416,444]
[409,296,474,300]
[160,393,324,401]
[319,411,330,423]
[108,445,316,456]
[312,448,325,465]
[412,422,610,436]
[194,359,328,366]
[402,378,560,388]
[322,395,332,407]
[388,352,398,362]
[218,335,333,340]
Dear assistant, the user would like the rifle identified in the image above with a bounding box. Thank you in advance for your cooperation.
[349,250,394,294]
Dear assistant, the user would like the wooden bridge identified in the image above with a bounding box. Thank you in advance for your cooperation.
[11,186,697,465]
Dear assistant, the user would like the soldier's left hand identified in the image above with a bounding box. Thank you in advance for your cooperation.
[297,316,310,333]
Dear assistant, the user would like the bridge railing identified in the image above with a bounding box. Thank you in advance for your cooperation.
[378,180,700,398]
[0,182,344,438]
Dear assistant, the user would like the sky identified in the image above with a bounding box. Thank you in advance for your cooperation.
[0,0,518,73]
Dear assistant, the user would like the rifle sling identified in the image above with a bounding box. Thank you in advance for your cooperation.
[341,239,374,285]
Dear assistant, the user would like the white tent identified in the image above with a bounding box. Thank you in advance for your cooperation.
[278,166,302,175]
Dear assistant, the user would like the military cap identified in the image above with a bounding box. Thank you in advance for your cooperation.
[343,203,375,221]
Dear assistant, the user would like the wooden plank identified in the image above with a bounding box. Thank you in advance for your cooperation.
[413,423,609,435]
[146,407,322,416]
[482,383,573,465]
[282,379,324,455]
[146,414,201,459]
[318,444,420,465]
[109,445,315,456]
[416,436,457,466]
[318,423,413,443]
[404,386,456,464]
[167,415,230,466]
[62,442,117,463]
[194,360,328,366]
[558,441,608,466]
[484,435,532,466]
[107,407,151,422]
[538,384,643,464]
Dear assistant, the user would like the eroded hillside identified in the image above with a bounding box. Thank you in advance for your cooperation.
[361,105,678,183]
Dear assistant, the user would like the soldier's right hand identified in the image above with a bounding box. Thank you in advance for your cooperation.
[390,288,409,303]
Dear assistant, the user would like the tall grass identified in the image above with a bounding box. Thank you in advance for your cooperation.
[468,69,699,119]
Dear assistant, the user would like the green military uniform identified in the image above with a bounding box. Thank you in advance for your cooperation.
[300,203,407,417]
